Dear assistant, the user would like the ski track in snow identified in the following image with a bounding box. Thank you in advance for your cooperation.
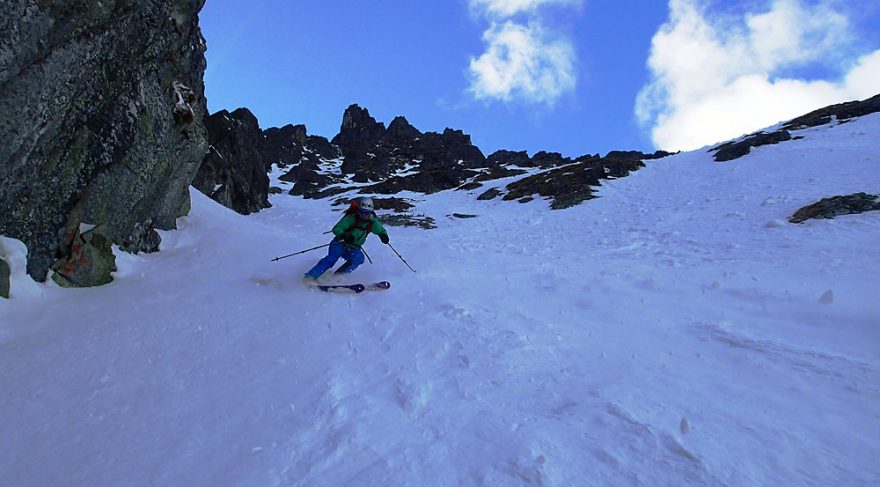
[2,115,879,486]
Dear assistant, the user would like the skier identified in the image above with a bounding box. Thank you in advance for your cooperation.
[303,197,390,282]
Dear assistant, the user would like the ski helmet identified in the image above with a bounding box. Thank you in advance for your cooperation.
[358,197,374,213]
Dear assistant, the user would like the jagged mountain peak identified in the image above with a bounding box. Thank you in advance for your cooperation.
[336,104,385,138]
[387,116,422,141]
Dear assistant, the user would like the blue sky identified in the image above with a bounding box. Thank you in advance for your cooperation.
[201,0,880,157]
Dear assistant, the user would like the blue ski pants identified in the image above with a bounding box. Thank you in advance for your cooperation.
[304,241,365,279]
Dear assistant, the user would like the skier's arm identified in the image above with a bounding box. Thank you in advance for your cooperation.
[371,218,388,237]
[371,218,390,244]
[331,214,354,237]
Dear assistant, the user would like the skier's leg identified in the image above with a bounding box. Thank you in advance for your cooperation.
[304,241,344,279]
[337,247,365,274]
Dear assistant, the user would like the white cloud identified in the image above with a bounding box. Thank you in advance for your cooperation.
[843,50,880,96]
[468,21,576,104]
[636,0,880,151]
[466,0,580,105]
[469,0,580,18]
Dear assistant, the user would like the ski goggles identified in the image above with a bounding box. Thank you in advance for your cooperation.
[357,206,373,215]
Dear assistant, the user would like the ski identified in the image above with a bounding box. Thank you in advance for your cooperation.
[304,280,388,293]
[364,281,391,291]
[315,283,365,293]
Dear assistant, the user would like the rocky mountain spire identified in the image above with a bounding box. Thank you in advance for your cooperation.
[332,104,386,150]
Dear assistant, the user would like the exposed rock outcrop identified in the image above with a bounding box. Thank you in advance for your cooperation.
[783,94,880,130]
[487,150,531,167]
[327,104,487,190]
[501,155,645,209]
[260,124,340,170]
[0,0,209,285]
[120,218,162,254]
[261,124,308,169]
[789,193,880,223]
[711,130,792,162]
[477,188,503,201]
[50,224,117,287]
[0,257,9,299]
[332,104,389,176]
[192,108,270,214]
[249,105,663,210]
[708,94,880,163]
[266,123,343,198]
[380,214,438,230]
[605,150,674,160]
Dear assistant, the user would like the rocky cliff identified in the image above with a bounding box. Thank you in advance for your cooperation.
[192,108,270,214]
[0,0,208,286]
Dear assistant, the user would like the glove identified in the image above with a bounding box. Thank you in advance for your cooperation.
[380,233,390,244]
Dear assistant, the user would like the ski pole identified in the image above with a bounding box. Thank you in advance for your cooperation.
[388,243,416,273]
[271,244,330,262]
[362,246,373,264]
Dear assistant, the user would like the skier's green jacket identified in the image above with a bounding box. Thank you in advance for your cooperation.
[332,212,388,248]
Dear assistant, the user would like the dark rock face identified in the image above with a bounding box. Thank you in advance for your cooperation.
[332,104,388,176]
[261,124,308,169]
[605,150,673,160]
[387,116,421,141]
[305,135,339,160]
[789,193,880,223]
[783,94,880,130]
[363,167,482,195]
[266,123,343,198]
[531,151,569,168]
[323,104,487,190]
[259,124,342,172]
[503,155,645,209]
[0,0,209,284]
[193,108,270,215]
[711,130,792,162]
[0,257,9,299]
[487,150,531,167]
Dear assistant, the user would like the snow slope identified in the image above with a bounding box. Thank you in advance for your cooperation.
[1,114,879,486]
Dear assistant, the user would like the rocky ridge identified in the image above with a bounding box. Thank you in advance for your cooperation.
[199,96,878,234]
[201,103,672,218]
[711,94,880,162]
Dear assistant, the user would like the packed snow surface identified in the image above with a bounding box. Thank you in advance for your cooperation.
[2,115,879,486]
